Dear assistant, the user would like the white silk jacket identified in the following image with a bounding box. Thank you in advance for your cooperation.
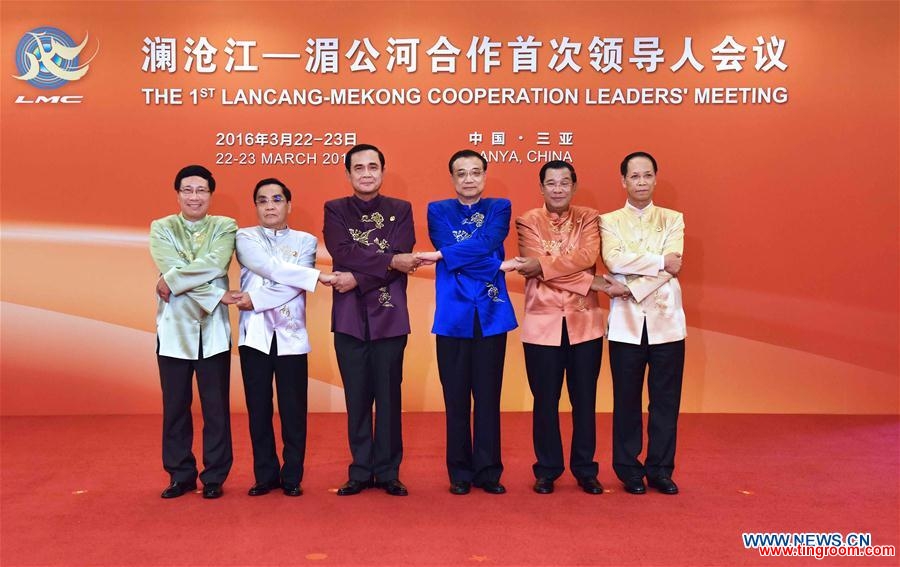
[236,226,320,356]
[600,202,686,345]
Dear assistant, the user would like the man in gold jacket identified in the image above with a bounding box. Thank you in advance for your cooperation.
[149,165,238,499]
[600,151,686,496]
[514,160,627,495]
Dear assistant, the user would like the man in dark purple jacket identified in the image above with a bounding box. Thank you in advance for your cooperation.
[323,144,420,497]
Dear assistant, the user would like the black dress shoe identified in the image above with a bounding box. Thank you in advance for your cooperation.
[282,483,303,497]
[623,477,646,494]
[533,478,554,494]
[647,476,679,494]
[336,479,372,496]
[248,480,280,496]
[376,479,408,496]
[202,483,223,499]
[161,480,196,499]
[577,477,604,495]
[474,481,507,494]
[449,481,471,495]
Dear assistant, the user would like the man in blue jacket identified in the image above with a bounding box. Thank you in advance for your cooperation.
[417,149,517,495]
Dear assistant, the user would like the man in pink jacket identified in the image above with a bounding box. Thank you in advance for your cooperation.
[514,160,627,495]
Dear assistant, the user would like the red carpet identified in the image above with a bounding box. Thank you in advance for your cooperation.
[1,413,897,566]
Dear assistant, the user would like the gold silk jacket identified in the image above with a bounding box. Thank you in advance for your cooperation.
[600,203,686,345]
[515,205,605,346]
[149,213,237,359]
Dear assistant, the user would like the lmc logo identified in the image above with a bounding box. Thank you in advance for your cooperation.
[13,26,99,104]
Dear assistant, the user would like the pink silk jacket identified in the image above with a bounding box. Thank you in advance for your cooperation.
[515,205,606,346]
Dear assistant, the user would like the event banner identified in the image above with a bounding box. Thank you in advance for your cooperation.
[1,1,897,415]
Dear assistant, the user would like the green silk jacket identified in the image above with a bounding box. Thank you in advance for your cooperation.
[149,213,237,359]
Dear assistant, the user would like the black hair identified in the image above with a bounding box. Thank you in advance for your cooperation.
[344,144,385,172]
[447,149,487,174]
[253,178,292,202]
[539,160,576,184]
[620,151,658,176]
[174,164,216,192]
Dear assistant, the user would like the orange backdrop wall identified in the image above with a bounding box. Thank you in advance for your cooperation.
[1,1,897,415]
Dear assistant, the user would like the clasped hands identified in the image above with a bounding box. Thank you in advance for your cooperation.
[311,251,441,295]
[589,274,631,299]
[156,279,256,310]
[496,258,632,299]
[224,270,344,306]
[156,273,345,308]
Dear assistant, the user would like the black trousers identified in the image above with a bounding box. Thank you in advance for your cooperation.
[524,320,603,481]
[435,316,507,484]
[157,346,232,485]
[333,332,407,482]
[239,336,308,486]
[609,324,685,481]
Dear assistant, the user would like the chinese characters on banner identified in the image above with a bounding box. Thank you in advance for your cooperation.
[143,34,787,75]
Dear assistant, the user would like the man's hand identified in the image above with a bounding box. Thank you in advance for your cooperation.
[220,290,242,306]
[234,292,254,311]
[602,275,631,299]
[319,272,337,286]
[499,258,522,272]
[514,256,543,278]
[664,252,682,276]
[156,276,171,303]
[390,253,422,274]
[415,251,442,265]
[591,274,631,299]
[331,271,358,293]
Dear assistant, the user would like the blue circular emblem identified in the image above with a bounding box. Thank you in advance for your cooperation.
[14,27,80,90]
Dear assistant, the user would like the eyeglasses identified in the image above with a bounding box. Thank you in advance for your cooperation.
[255,195,287,205]
[543,181,573,190]
[454,169,484,180]
[179,186,211,196]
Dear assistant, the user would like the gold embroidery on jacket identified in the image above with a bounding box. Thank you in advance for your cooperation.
[542,239,563,254]
[576,296,588,311]
[541,240,575,256]
[378,287,395,308]
[349,227,375,246]
[361,212,385,229]
[350,214,390,253]
[548,218,573,235]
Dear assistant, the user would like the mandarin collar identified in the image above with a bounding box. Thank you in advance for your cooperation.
[543,205,572,223]
[261,225,290,238]
[625,201,654,216]
[352,193,382,211]
[179,213,209,231]
[456,198,483,212]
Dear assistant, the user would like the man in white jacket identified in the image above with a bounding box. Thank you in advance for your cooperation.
[600,152,686,496]
[234,178,334,497]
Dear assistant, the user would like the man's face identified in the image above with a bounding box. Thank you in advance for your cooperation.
[540,167,576,214]
[255,183,291,229]
[451,156,486,205]
[177,175,212,221]
[622,156,657,209]
[346,150,383,200]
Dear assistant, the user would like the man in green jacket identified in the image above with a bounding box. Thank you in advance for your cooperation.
[150,165,238,499]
